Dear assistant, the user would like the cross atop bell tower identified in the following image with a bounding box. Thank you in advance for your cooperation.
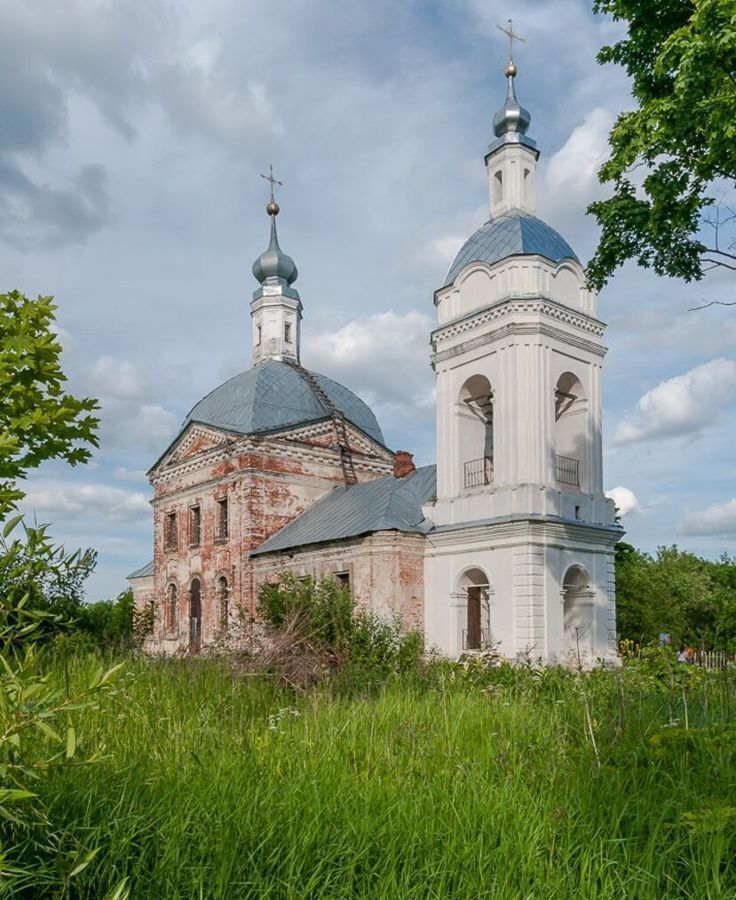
[485,24,538,217]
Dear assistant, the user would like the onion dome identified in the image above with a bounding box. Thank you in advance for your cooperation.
[492,62,531,137]
[252,205,298,285]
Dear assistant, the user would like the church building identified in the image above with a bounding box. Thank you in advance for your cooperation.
[129,53,621,664]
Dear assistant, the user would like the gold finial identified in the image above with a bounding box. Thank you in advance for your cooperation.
[260,164,283,216]
[496,18,525,76]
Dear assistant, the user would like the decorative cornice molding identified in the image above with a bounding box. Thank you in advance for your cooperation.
[432,296,605,347]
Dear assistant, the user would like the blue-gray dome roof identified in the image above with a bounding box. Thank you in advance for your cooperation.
[183,359,385,447]
[445,210,578,285]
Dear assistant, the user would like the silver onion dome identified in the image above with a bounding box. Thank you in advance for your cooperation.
[492,61,531,137]
[252,205,298,285]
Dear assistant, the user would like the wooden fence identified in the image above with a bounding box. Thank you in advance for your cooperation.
[695,650,733,670]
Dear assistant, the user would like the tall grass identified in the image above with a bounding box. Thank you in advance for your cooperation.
[11,652,736,898]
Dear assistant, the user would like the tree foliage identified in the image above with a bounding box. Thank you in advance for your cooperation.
[0,291,99,515]
[616,542,736,648]
[587,0,736,289]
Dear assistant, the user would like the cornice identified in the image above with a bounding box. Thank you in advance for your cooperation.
[432,296,606,347]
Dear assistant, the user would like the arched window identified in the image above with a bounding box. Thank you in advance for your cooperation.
[217,576,229,634]
[523,168,531,205]
[563,565,593,658]
[493,171,503,205]
[165,582,178,632]
[554,372,587,490]
[189,578,202,650]
[458,567,491,651]
[458,374,494,489]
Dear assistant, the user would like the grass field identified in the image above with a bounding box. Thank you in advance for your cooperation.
[10,651,736,898]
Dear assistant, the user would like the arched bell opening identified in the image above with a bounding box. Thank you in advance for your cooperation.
[457,375,494,491]
[457,567,491,650]
[554,372,587,491]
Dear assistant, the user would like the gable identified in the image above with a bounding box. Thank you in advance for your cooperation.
[148,422,235,476]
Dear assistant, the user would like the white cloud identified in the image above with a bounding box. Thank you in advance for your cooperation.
[614,358,736,444]
[23,483,151,523]
[113,466,148,482]
[304,310,434,411]
[88,355,145,401]
[157,36,282,150]
[545,107,615,208]
[679,499,736,536]
[605,486,640,518]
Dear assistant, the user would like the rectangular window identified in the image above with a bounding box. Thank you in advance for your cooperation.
[216,497,229,540]
[284,322,292,343]
[189,505,201,546]
[164,512,177,550]
[335,571,350,594]
[256,324,262,345]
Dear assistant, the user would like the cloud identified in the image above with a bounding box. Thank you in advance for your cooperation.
[23,483,151,523]
[0,161,111,250]
[157,36,282,150]
[544,107,615,208]
[679,499,736,536]
[605,486,640,518]
[88,356,146,402]
[303,310,434,412]
[614,358,736,444]
[113,467,148,483]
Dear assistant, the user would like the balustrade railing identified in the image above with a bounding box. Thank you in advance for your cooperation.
[555,454,579,487]
[462,628,490,651]
[464,456,493,489]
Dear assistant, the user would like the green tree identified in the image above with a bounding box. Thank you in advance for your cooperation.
[587,0,736,290]
[0,291,99,516]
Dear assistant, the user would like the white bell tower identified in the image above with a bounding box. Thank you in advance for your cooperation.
[423,45,620,665]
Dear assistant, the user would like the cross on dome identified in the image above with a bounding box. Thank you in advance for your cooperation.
[260,164,283,216]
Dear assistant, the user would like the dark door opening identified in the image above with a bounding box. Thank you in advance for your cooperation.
[467,586,482,650]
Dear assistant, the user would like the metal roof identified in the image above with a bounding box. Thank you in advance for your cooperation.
[251,465,437,555]
[444,210,578,285]
[128,560,154,580]
[182,359,385,447]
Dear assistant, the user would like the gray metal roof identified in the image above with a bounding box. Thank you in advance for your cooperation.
[128,560,154,580]
[251,465,437,555]
[444,210,578,285]
[182,359,385,447]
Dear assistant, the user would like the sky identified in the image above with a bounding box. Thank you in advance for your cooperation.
[3,0,735,600]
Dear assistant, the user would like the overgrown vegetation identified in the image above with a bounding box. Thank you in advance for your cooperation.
[2,649,734,898]
[616,542,736,649]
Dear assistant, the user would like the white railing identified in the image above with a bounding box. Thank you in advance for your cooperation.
[462,628,490,651]
[556,454,579,487]
[464,456,493,489]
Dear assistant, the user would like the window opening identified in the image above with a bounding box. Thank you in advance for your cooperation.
[189,578,202,650]
[164,512,177,550]
[189,506,201,546]
[217,576,229,634]
[335,571,350,594]
[216,498,229,540]
[256,324,262,345]
[284,322,292,343]
[165,583,178,632]
[493,170,503,205]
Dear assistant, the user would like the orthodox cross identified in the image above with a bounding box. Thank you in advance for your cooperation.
[260,164,283,202]
[496,18,525,60]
